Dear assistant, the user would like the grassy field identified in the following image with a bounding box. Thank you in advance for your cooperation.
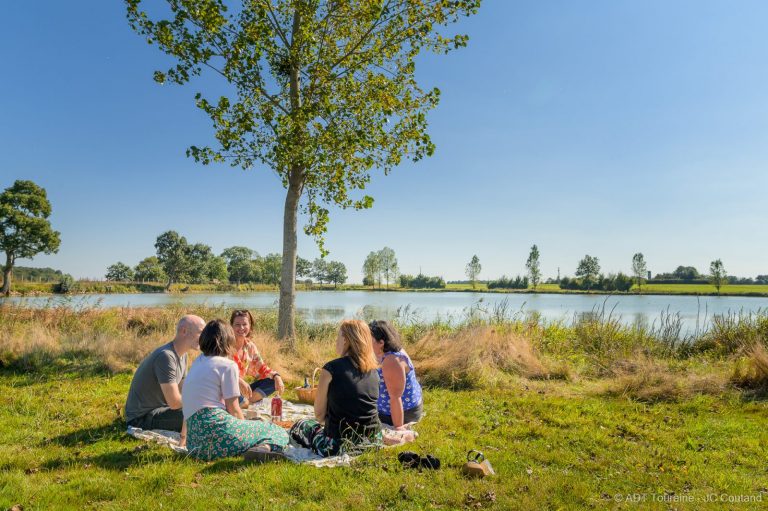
[640,283,768,296]
[6,280,768,297]
[2,365,767,510]
[1,304,768,509]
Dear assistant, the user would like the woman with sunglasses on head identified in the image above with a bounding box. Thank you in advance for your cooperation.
[182,319,288,461]
[229,309,284,404]
[289,320,381,457]
[369,320,423,429]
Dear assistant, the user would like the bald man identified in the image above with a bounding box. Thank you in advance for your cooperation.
[125,315,206,432]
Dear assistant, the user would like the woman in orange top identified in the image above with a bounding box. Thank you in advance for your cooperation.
[229,309,284,403]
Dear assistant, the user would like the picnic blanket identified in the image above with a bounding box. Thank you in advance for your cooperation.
[127,399,418,467]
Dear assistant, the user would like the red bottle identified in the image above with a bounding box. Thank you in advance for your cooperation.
[271,396,283,422]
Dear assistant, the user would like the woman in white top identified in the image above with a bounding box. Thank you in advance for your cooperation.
[182,319,288,461]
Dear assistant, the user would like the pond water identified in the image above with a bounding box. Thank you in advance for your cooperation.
[2,291,767,332]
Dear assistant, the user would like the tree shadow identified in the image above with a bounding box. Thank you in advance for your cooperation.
[47,419,125,447]
[739,387,768,402]
[41,447,174,472]
[0,354,116,385]
[200,458,246,473]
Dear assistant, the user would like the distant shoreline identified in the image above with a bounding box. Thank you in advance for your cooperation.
[4,281,768,298]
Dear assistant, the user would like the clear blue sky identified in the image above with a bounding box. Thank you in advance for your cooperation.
[2,1,767,281]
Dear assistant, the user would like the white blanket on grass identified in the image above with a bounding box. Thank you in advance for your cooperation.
[126,400,417,468]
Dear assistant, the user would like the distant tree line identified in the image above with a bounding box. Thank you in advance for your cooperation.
[555,255,633,292]
[106,230,347,289]
[0,265,64,282]
[488,275,529,290]
[559,273,633,292]
[399,273,446,289]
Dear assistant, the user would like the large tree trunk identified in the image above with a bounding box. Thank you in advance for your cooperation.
[277,6,306,342]
[1,254,12,296]
[278,173,303,342]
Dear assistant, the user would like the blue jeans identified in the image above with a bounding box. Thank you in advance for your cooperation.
[250,378,276,398]
[237,378,277,404]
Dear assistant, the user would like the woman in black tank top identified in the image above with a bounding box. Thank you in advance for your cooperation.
[289,320,382,456]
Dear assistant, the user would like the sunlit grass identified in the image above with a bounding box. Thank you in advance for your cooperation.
[1,368,766,510]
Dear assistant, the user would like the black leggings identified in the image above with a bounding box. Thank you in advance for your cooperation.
[127,406,184,432]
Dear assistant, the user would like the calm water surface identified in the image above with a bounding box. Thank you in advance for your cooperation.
[3,291,767,331]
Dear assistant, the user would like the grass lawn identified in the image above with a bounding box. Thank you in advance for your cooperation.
[639,284,768,296]
[2,366,767,510]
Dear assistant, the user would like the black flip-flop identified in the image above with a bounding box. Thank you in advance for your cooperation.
[398,450,421,469]
[420,454,441,470]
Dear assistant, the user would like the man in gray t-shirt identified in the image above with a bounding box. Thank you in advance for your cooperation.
[125,315,205,432]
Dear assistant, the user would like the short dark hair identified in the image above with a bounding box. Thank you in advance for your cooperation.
[368,320,402,353]
[199,319,236,357]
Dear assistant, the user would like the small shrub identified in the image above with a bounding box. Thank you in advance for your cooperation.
[54,275,76,294]
[731,343,768,390]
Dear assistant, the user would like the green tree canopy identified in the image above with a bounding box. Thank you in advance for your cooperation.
[327,260,347,288]
[311,257,330,284]
[134,256,167,283]
[709,259,727,294]
[631,252,647,290]
[673,265,700,281]
[465,254,481,289]
[261,253,282,286]
[155,230,190,290]
[106,262,135,282]
[296,256,312,281]
[221,246,256,284]
[525,245,541,290]
[126,0,481,339]
[575,255,600,289]
[363,251,382,288]
[378,247,399,289]
[0,180,61,295]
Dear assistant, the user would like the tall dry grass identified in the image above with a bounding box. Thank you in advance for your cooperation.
[592,354,727,402]
[731,342,768,391]
[1,304,766,400]
[406,326,570,389]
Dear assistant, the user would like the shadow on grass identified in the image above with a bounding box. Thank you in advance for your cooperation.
[201,459,247,473]
[47,419,125,447]
[0,353,117,386]
[41,448,174,472]
[738,387,768,402]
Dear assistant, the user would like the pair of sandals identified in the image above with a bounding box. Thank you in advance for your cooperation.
[243,444,285,463]
[397,451,441,470]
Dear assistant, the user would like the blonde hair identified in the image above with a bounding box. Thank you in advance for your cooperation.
[339,319,378,373]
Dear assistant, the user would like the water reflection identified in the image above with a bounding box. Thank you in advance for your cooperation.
[2,290,768,333]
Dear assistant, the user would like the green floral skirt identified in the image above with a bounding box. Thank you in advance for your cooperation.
[187,407,289,461]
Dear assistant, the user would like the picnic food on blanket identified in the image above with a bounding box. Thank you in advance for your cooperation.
[295,368,321,404]
[461,450,495,478]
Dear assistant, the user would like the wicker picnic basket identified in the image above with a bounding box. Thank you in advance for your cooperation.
[295,368,320,404]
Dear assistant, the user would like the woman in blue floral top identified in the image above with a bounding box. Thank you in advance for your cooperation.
[368,320,423,428]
